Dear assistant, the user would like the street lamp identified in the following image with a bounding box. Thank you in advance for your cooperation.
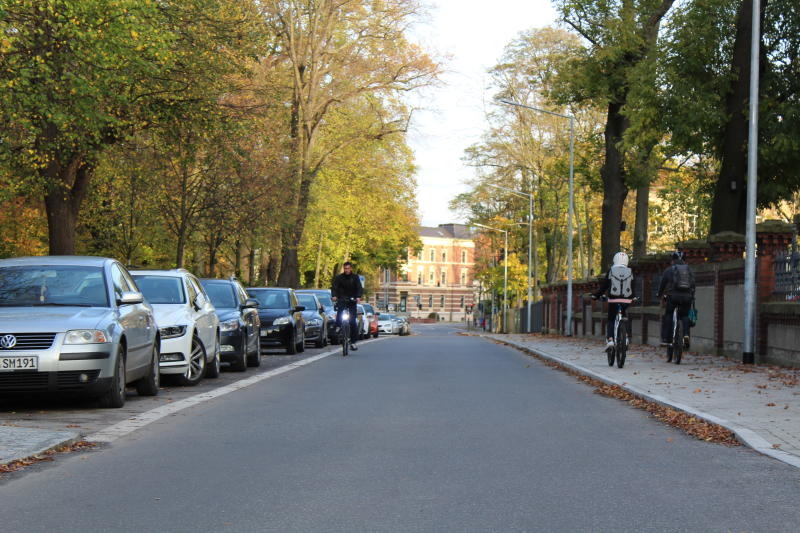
[498,98,575,336]
[487,183,534,334]
[474,223,508,334]
[743,0,762,364]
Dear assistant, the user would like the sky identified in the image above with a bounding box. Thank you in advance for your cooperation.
[408,0,558,227]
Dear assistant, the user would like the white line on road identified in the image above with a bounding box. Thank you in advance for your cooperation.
[89,337,389,443]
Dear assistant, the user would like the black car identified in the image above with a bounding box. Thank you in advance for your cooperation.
[200,278,260,371]
[296,289,337,344]
[295,292,327,348]
[247,287,305,355]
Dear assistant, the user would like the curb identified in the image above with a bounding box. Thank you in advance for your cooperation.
[1,428,81,468]
[486,335,800,470]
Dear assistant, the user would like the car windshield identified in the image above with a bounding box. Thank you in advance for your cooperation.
[133,275,185,304]
[362,304,374,314]
[0,265,108,307]
[381,314,395,321]
[296,294,318,309]
[301,291,332,307]
[201,282,237,308]
[249,290,290,309]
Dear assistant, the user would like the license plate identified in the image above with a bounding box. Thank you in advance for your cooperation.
[0,355,38,371]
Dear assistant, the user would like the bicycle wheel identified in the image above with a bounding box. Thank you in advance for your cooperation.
[341,322,349,357]
[616,320,627,368]
[673,319,683,365]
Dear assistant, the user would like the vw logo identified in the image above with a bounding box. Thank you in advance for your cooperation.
[0,335,17,349]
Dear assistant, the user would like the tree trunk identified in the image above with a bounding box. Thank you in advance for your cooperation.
[600,101,629,272]
[248,246,257,285]
[207,243,217,278]
[234,239,242,279]
[710,0,762,234]
[175,228,187,268]
[633,184,650,258]
[43,158,92,255]
[584,186,595,276]
[313,232,324,288]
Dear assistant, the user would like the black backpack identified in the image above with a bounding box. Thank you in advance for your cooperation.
[673,264,692,292]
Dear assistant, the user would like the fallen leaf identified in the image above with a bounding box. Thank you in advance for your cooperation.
[766,403,776,407]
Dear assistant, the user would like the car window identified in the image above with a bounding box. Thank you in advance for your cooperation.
[133,275,186,304]
[201,282,237,308]
[296,293,318,309]
[185,277,198,305]
[110,264,131,299]
[120,267,139,293]
[248,290,290,309]
[362,304,374,314]
[0,265,108,307]
[235,283,248,305]
[381,314,395,320]
[188,276,205,303]
[310,291,333,307]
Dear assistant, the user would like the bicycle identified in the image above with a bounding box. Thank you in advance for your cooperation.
[595,295,638,368]
[335,297,357,357]
[665,301,690,365]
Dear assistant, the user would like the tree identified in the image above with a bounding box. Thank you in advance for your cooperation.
[0,0,262,254]
[554,0,676,271]
[263,0,439,287]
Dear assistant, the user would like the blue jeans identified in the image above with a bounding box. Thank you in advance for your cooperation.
[336,302,358,342]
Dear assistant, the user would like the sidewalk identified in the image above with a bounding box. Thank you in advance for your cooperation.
[0,424,79,467]
[485,333,800,468]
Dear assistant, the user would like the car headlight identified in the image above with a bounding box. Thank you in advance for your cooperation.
[159,325,187,339]
[220,318,240,332]
[273,316,290,326]
[64,330,109,344]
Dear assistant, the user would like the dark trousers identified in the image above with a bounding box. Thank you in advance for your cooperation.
[607,303,629,340]
[336,302,358,342]
[661,293,693,342]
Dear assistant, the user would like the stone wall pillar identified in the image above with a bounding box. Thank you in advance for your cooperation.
[756,220,794,355]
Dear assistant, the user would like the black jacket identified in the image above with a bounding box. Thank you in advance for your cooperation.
[657,262,695,298]
[331,272,363,300]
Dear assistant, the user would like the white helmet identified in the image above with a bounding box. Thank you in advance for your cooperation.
[613,252,629,267]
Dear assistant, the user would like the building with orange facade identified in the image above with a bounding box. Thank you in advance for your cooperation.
[376,223,478,320]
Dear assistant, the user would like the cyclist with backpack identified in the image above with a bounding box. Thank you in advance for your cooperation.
[592,252,636,350]
[658,251,695,349]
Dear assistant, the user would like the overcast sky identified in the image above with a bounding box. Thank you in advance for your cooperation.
[408,0,557,227]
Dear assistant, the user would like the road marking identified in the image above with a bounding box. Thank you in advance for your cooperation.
[89,337,389,443]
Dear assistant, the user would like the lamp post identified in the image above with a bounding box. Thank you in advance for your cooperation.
[487,183,534,334]
[499,98,575,336]
[474,223,508,333]
[743,0,761,365]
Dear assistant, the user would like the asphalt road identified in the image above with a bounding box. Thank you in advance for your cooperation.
[2,324,800,532]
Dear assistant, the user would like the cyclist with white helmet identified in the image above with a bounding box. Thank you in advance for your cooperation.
[592,252,636,350]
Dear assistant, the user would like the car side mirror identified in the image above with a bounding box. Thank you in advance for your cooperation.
[294,305,306,313]
[243,298,259,309]
[118,291,144,306]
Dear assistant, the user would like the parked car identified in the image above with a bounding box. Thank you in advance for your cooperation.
[295,292,327,348]
[0,256,160,408]
[394,315,411,336]
[200,278,260,371]
[246,287,305,355]
[356,304,367,339]
[132,269,220,385]
[378,313,398,335]
[296,289,336,344]
[361,303,379,339]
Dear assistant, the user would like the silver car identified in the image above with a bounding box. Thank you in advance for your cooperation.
[0,256,160,407]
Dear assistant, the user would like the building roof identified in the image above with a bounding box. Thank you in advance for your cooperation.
[418,224,473,240]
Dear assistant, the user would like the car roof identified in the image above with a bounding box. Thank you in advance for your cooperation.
[247,287,292,291]
[131,269,191,277]
[200,278,235,284]
[296,289,330,293]
[0,256,113,267]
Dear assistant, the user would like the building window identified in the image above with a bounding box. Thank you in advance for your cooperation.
[460,295,465,308]
[461,250,467,263]
[428,295,433,308]
[417,271,422,285]
[440,295,445,308]
[430,248,435,262]
[441,271,446,285]
[461,270,467,286]
[442,251,447,263]
[429,270,434,284]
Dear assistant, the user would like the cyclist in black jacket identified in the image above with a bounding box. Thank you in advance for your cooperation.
[331,262,363,350]
[658,251,695,348]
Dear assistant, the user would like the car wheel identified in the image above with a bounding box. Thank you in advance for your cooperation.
[135,341,160,396]
[99,347,126,409]
[247,338,261,367]
[297,331,305,353]
[373,332,379,338]
[314,326,326,348]
[205,337,221,379]
[177,336,206,386]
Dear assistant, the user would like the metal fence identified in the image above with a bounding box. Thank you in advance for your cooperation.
[517,301,544,333]
[774,251,800,301]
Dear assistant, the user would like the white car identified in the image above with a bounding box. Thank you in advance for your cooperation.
[132,269,220,386]
[377,313,398,335]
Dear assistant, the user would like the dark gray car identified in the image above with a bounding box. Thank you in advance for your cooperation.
[0,256,160,407]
